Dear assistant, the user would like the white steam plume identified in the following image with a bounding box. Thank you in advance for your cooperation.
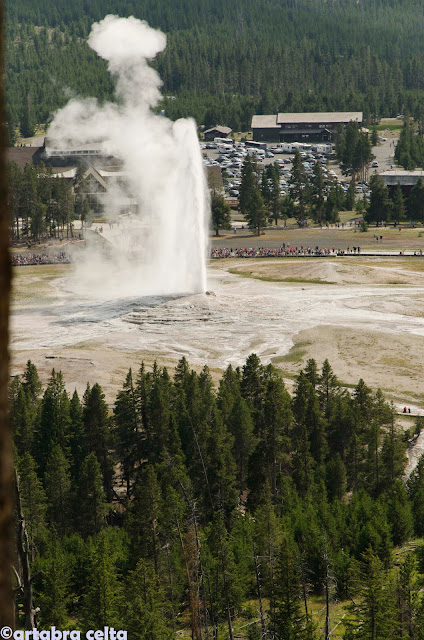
[47,15,209,298]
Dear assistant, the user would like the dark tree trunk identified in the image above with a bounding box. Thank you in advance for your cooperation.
[0,0,13,626]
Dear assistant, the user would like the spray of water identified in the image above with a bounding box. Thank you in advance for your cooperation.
[47,15,209,298]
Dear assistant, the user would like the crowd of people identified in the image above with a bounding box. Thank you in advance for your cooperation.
[11,252,71,266]
[210,245,362,258]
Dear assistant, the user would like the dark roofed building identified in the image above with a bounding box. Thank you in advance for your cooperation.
[380,170,424,197]
[251,111,363,143]
[7,146,44,169]
[203,125,232,141]
[250,115,280,142]
[42,137,118,169]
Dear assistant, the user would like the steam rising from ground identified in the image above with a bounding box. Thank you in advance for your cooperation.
[48,15,208,298]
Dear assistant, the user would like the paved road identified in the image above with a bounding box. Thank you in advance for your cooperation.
[371,135,399,174]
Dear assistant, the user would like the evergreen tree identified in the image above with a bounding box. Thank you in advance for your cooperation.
[380,409,407,491]
[36,369,71,476]
[386,480,413,546]
[205,402,238,514]
[10,376,34,458]
[17,453,47,553]
[407,454,424,536]
[82,531,122,629]
[22,359,42,403]
[345,181,355,211]
[211,190,231,236]
[205,511,243,638]
[326,454,347,501]
[262,368,293,498]
[396,553,418,640]
[20,93,36,138]
[76,452,107,537]
[122,559,174,640]
[289,150,308,221]
[271,535,315,640]
[269,162,282,225]
[310,161,326,224]
[69,389,86,479]
[324,183,343,223]
[114,369,143,497]
[239,155,265,234]
[217,364,241,423]
[366,174,390,225]
[35,537,69,627]
[227,394,255,491]
[391,184,406,223]
[344,547,397,640]
[128,464,162,573]
[44,444,71,536]
[317,359,340,420]
[83,383,114,499]
[407,177,424,222]
[241,353,265,435]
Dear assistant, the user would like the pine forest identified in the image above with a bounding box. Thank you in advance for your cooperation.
[11,356,424,639]
[6,0,424,138]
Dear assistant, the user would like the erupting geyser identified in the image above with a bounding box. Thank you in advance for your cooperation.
[47,15,209,298]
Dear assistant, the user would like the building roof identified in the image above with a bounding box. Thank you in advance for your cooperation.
[44,137,104,156]
[277,112,363,124]
[7,146,43,169]
[380,170,424,185]
[98,170,127,178]
[204,125,232,135]
[251,115,279,129]
[51,168,76,178]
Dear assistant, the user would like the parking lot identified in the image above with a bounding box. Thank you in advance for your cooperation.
[202,132,400,203]
[202,141,351,201]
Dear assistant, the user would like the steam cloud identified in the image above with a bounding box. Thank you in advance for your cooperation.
[47,15,209,298]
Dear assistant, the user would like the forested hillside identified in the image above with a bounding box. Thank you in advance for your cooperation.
[6,0,424,138]
[12,355,424,637]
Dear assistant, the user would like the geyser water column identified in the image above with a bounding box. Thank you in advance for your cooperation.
[47,15,209,297]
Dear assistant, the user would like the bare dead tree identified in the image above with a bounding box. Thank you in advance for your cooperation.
[322,534,336,640]
[0,0,13,627]
[247,515,267,640]
[15,469,37,629]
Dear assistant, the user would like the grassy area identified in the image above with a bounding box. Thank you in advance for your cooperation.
[375,123,403,132]
[12,264,70,306]
[272,340,311,364]
[212,223,424,252]
[228,267,336,285]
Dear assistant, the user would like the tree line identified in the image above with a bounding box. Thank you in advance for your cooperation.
[395,119,424,170]
[366,174,424,226]
[8,162,90,241]
[11,355,424,638]
[235,152,355,235]
[7,0,424,138]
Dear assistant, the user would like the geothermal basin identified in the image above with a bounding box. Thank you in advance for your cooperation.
[10,256,424,410]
